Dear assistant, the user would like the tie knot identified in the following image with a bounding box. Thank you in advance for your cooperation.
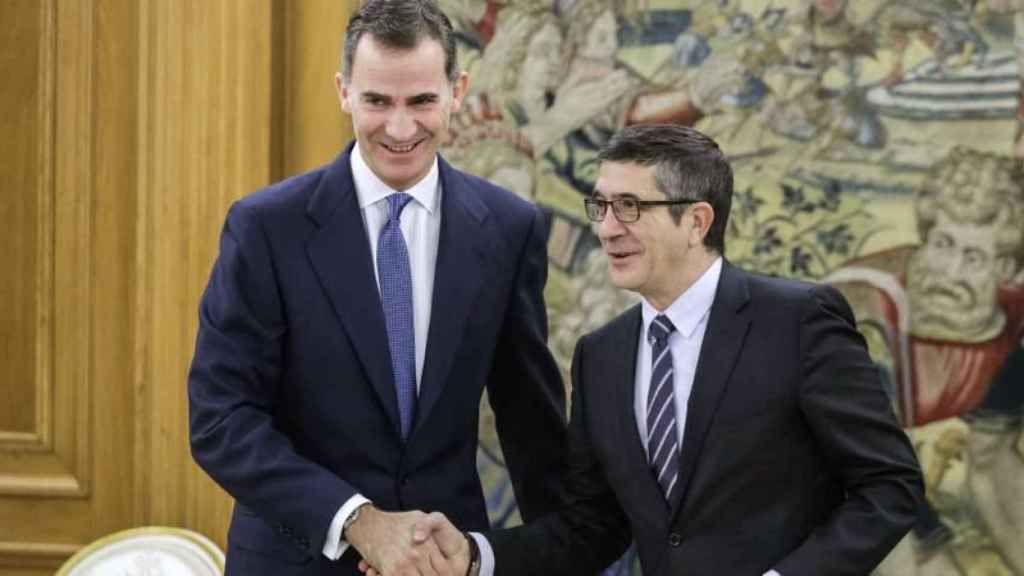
[648,314,676,346]
[386,193,414,222]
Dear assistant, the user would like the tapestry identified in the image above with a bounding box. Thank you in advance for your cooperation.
[442,1,1024,573]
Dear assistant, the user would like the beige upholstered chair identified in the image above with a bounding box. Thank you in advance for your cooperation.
[56,526,225,576]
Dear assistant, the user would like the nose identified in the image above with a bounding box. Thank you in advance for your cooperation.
[950,252,967,276]
[595,209,627,242]
[386,107,417,141]
[932,250,965,278]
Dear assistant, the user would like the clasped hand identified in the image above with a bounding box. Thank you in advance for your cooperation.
[349,506,469,576]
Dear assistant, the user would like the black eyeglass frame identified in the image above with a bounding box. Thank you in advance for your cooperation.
[583,197,701,223]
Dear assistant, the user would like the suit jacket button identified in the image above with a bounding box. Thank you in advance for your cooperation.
[668,532,682,547]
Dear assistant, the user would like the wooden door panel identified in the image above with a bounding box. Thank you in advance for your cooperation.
[0,1,135,572]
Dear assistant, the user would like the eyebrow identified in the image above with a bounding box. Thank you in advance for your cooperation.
[408,93,439,105]
[360,91,439,105]
[361,91,391,103]
[592,189,639,200]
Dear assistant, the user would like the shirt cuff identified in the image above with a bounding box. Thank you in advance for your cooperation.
[322,494,372,561]
[469,532,495,576]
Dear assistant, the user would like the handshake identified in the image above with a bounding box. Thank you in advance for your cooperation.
[347,506,479,576]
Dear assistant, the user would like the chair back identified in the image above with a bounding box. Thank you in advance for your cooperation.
[56,526,225,576]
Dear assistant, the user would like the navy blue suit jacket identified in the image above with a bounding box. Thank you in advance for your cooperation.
[188,145,567,575]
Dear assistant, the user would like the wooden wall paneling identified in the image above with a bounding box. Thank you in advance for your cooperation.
[133,0,277,548]
[47,0,93,502]
[1,0,139,571]
[0,542,80,574]
[89,0,140,540]
[0,0,44,440]
[131,0,157,534]
[0,1,65,564]
[281,0,355,176]
[0,0,90,503]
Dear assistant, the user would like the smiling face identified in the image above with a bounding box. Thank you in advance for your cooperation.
[593,161,714,310]
[337,34,467,191]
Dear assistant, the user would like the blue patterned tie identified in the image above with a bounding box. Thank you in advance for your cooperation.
[378,193,416,440]
[647,315,679,503]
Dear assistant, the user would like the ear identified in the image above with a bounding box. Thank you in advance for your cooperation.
[449,70,470,113]
[688,202,715,248]
[335,72,352,114]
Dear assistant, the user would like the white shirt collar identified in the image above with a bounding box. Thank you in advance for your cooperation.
[641,257,723,340]
[351,141,440,213]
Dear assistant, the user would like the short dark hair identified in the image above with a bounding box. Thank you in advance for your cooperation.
[341,0,460,83]
[597,124,733,254]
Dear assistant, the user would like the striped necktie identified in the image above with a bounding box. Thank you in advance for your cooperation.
[378,192,416,440]
[647,314,679,503]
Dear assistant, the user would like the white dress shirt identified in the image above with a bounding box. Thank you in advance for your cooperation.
[322,142,442,560]
[634,257,720,452]
[476,257,780,576]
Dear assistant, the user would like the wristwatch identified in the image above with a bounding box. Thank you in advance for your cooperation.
[343,502,371,540]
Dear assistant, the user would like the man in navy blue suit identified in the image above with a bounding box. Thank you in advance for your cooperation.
[187,0,567,574]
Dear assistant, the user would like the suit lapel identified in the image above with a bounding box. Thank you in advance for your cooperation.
[305,146,402,435]
[412,159,488,435]
[669,262,751,520]
[609,307,674,519]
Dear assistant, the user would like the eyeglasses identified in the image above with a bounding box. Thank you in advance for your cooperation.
[583,197,700,223]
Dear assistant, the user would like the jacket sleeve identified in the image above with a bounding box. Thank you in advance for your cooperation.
[488,335,633,576]
[485,205,570,521]
[188,201,355,553]
[775,284,924,576]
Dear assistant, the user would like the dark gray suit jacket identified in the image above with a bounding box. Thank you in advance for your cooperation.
[489,262,923,576]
